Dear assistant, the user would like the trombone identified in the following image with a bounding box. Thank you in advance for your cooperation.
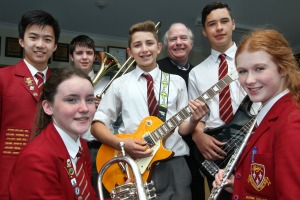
[93,21,161,99]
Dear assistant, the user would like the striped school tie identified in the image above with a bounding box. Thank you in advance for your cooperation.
[218,54,234,124]
[35,72,44,89]
[142,73,158,117]
[75,148,91,200]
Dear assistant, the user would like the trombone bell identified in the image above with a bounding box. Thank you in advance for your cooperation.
[92,52,121,86]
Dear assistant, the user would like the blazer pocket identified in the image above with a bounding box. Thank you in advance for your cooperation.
[244,153,274,199]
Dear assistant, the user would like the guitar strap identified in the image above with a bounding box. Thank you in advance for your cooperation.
[157,71,170,122]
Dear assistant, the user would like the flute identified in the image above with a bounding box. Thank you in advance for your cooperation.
[208,117,257,200]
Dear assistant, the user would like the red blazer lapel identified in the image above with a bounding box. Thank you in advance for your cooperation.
[44,123,71,160]
[236,94,286,168]
[15,60,51,102]
[236,121,270,168]
[43,123,95,199]
[45,69,51,79]
[43,123,78,198]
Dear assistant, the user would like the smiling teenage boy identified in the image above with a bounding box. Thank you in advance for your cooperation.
[0,10,60,199]
[92,20,207,199]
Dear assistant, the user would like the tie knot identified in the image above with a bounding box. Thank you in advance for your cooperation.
[142,73,153,82]
[219,54,226,62]
[35,72,44,81]
[76,148,83,158]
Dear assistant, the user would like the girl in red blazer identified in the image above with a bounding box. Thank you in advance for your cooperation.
[213,29,300,199]
[9,67,98,200]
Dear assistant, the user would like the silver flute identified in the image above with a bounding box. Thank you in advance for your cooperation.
[208,117,257,200]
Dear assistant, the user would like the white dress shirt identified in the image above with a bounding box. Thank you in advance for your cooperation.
[94,66,189,156]
[24,59,48,84]
[188,43,257,129]
[54,123,81,172]
[88,70,110,97]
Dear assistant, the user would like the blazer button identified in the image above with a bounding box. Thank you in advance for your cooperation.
[233,195,239,200]
[235,173,242,179]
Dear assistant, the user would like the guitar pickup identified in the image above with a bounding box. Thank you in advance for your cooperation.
[143,133,155,148]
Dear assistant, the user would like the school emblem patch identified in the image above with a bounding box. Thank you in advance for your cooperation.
[248,163,271,191]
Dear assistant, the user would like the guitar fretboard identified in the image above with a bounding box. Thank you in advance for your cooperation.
[223,116,256,150]
[144,73,237,147]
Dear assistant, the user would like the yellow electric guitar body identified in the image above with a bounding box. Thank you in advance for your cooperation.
[96,116,174,192]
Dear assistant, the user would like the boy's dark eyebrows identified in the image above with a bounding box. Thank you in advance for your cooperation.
[206,18,216,23]
[207,17,230,24]
[28,32,54,39]
[132,41,141,45]
[27,32,38,36]
[221,17,231,21]
[146,39,155,42]
[44,34,55,39]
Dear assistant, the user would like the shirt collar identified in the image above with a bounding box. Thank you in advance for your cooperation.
[135,65,160,81]
[257,89,290,126]
[88,70,96,79]
[24,59,48,77]
[54,123,81,159]
[211,42,237,63]
[169,58,190,71]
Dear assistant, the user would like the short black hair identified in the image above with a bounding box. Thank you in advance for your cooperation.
[18,10,60,44]
[201,2,232,27]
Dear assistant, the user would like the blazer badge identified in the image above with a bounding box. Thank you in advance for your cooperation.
[247,163,271,191]
[25,77,34,86]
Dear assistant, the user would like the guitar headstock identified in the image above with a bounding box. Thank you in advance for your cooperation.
[228,71,238,81]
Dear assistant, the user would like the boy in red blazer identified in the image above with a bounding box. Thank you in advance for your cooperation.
[0,10,60,199]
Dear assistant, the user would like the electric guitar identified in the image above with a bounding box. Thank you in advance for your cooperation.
[96,72,238,193]
[194,95,255,181]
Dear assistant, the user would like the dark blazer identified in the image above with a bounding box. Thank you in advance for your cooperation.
[0,60,51,199]
[157,57,194,88]
[232,93,300,200]
[9,122,98,200]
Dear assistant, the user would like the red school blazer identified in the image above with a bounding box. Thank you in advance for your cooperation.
[9,122,98,200]
[0,60,51,199]
[232,93,300,200]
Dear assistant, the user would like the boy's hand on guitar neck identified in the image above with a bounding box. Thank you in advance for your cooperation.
[188,99,208,124]
[120,138,153,159]
[192,123,227,160]
[179,99,208,135]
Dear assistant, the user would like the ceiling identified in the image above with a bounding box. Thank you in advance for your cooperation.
[1,0,300,54]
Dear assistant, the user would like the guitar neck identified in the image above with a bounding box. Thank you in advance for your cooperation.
[223,116,256,150]
[197,74,236,103]
[147,73,237,143]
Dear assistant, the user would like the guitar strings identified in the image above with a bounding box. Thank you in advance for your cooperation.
[216,117,256,166]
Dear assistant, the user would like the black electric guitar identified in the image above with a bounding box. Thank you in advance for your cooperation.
[194,95,255,181]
